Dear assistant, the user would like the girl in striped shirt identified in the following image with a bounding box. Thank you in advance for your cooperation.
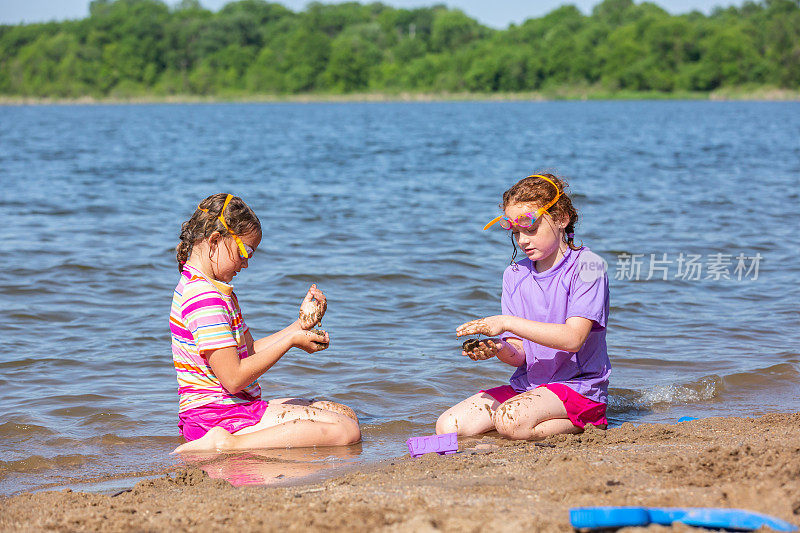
[170,193,360,454]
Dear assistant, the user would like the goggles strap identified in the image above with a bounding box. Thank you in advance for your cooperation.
[198,194,234,233]
[196,195,251,259]
[218,194,233,230]
[483,215,504,231]
[532,175,562,216]
[483,175,563,230]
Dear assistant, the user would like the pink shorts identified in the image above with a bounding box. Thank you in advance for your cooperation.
[480,384,608,429]
[178,400,269,441]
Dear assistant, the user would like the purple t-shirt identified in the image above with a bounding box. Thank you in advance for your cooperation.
[501,247,611,404]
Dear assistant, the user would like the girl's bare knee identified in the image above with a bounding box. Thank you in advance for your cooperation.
[332,418,361,445]
[531,420,582,440]
[311,400,359,423]
[330,403,359,423]
[347,419,362,444]
[493,401,531,440]
[528,427,553,441]
[492,400,513,427]
[337,404,359,423]
[436,412,459,435]
[496,424,530,440]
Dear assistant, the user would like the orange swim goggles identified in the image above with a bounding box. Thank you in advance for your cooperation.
[483,175,562,230]
[199,194,253,259]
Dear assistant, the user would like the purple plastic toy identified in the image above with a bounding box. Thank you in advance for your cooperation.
[406,433,459,458]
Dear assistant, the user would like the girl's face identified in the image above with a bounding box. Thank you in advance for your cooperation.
[210,230,261,283]
[505,202,565,268]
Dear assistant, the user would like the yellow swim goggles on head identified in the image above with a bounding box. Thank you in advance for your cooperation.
[199,194,253,259]
[483,175,562,231]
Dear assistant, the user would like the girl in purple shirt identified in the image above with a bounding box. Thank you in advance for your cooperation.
[436,174,611,440]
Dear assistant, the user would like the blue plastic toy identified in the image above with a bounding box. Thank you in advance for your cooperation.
[406,433,458,458]
[678,416,700,422]
[570,506,798,531]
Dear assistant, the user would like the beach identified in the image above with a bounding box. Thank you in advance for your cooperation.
[3,413,798,531]
[1,100,798,513]
[2,0,800,521]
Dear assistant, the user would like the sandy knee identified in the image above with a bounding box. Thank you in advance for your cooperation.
[436,412,460,435]
[334,404,359,423]
[493,401,529,439]
[312,400,359,423]
[492,400,517,429]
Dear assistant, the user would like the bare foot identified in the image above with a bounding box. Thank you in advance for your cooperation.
[171,426,232,454]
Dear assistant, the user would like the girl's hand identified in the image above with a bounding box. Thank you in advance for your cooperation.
[462,338,502,361]
[298,284,327,329]
[292,328,330,354]
[456,316,508,337]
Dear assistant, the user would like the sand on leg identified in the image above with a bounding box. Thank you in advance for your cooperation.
[492,387,582,441]
[268,397,359,422]
[307,400,358,421]
[172,402,361,454]
[435,392,501,436]
[234,401,356,435]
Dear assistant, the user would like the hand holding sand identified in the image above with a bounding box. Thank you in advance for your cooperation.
[456,316,507,338]
[298,284,327,329]
[462,338,502,361]
[293,328,330,353]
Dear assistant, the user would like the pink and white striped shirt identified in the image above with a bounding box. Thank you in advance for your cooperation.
[170,264,261,412]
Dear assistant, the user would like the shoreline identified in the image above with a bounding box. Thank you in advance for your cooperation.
[3,412,799,531]
[1,88,799,106]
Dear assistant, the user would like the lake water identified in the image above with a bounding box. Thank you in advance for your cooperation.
[1,100,798,495]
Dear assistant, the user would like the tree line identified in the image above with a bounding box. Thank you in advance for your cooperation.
[1,0,798,98]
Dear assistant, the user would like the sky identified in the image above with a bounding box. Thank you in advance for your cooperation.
[1,0,746,28]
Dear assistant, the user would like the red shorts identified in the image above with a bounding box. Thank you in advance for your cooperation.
[178,400,269,441]
[480,384,608,429]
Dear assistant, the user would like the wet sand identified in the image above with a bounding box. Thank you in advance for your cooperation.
[2,413,798,532]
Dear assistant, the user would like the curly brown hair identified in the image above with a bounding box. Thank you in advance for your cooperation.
[175,193,261,272]
[501,173,582,263]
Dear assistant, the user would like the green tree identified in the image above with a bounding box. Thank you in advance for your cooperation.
[323,32,381,92]
[303,2,371,37]
[465,43,532,91]
[762,0,800,86]
[283,27,332,91]
[592,0,635,27]
[245,47,283,92]
[1,0,799,97]
[8,32,101,96]
[690,24,765,89]
[430,9,485,52]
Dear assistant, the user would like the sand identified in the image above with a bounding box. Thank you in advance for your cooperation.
[2,413,799,532]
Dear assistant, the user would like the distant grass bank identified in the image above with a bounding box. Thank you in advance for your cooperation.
[1,88,799,106]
